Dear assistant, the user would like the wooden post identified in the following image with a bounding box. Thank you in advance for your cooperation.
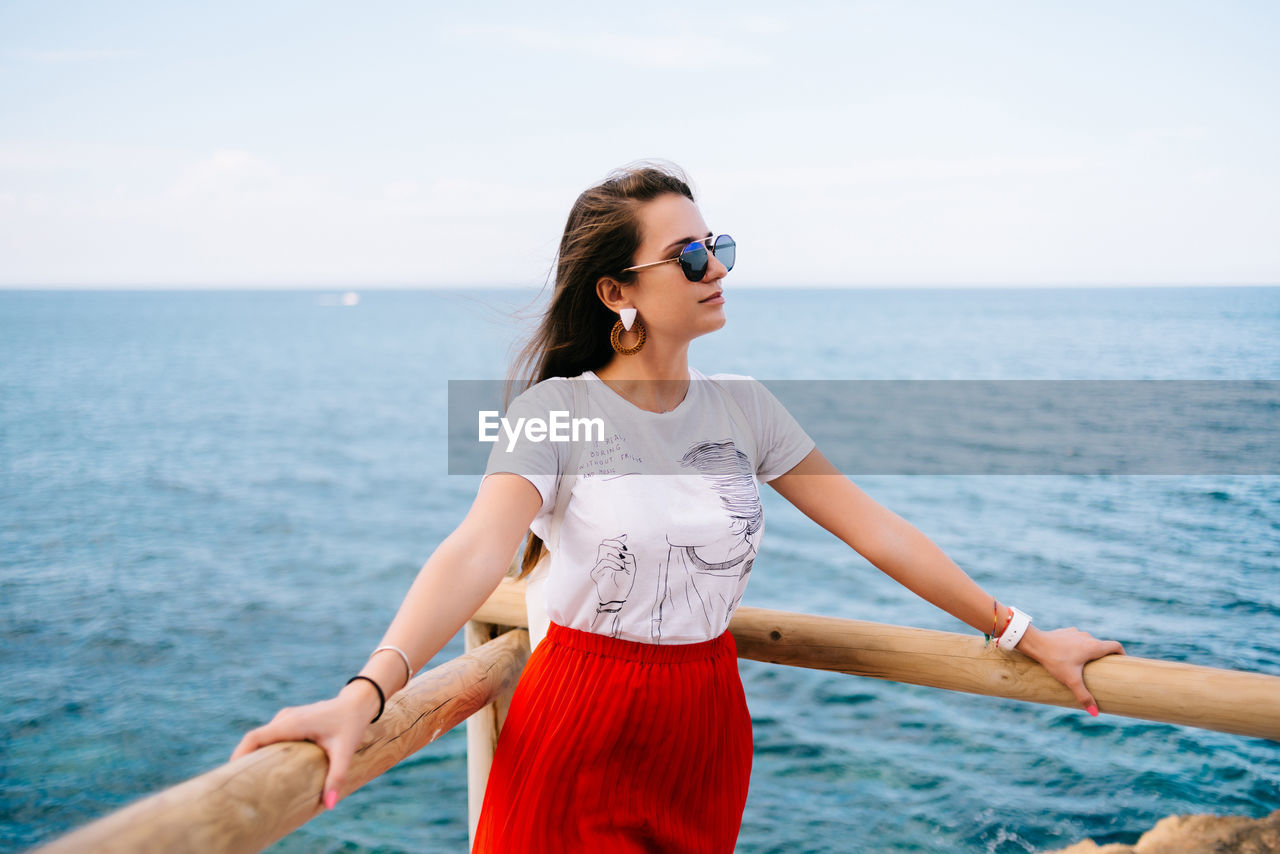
[33,629,531,854]
[465,619,525,850]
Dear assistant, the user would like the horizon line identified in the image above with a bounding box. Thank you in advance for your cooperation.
[2,282,1278,292]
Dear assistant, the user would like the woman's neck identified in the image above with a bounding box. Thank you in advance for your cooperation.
[594,343,691,413]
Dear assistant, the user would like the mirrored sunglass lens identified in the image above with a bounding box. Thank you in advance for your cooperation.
[713,235,736,271]
[679,242,709,281]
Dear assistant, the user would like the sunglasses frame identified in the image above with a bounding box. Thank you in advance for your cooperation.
[622,234,735,282]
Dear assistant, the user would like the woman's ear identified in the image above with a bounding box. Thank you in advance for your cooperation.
[596,276,631,313]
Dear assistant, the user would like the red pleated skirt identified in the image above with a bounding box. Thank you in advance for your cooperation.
[472,621,753,853]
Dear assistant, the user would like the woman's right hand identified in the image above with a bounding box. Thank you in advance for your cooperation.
[229,682,380,810]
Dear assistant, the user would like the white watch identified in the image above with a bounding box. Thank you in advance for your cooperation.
[997,606,1033,651]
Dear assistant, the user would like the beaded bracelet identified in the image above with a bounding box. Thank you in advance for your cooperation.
[345,675,386,724]
[994,606,1013,641]
[984,600,1015,648]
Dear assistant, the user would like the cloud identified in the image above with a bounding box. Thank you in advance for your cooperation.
[450,25,769,69]
[6,49,135,62]
[708,154,1088,191]
[735,14,791,35]
[1125,127,1212,146]
[0,146,76,171]
[386,177,572,216]
[169,150,286,199]
[0,146,579,284]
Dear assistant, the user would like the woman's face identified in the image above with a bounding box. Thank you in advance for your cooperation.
[624,192,729,343]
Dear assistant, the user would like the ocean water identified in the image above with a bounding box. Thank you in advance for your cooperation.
[2,287,1278,853]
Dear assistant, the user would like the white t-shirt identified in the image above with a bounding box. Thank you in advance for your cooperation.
[483,367,816,645]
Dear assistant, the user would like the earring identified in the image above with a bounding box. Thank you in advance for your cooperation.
[620,307,637,331]
[610,314,646,355]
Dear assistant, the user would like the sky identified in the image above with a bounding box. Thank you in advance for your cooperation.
[1,0,1277,288]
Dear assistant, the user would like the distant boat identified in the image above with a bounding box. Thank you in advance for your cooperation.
[317,292,361,307]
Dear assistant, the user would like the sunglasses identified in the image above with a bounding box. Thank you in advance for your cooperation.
[622,234,736,282]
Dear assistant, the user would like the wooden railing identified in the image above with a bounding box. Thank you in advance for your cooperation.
[32,577,1280,853]
[473,581,1280,741]
[31,623,531,854]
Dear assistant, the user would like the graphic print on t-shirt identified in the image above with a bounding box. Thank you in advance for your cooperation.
[586,438,763,641]
[589,534,636,636]
[483,367,816,645]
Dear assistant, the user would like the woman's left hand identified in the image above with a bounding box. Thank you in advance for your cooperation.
[1017,627,1126,716]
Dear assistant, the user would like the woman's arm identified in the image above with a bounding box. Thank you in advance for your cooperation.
[338,472,544,715]
[231,472,543,808]
[767,448,1124,713]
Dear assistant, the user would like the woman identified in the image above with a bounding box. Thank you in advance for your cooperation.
[231,161,1124,852]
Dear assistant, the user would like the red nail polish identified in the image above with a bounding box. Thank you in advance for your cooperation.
[324,789,338,810]
[1087,704,1099,717]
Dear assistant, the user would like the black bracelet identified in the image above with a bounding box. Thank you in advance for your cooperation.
[345,675,386,724]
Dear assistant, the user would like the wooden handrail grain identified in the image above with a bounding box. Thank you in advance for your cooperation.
[33,628,531,854]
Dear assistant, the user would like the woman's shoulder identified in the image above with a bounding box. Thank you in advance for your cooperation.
[694,368,799,427]
[507,375,577,409]
[699,368,755,384]
[695,367,765,405]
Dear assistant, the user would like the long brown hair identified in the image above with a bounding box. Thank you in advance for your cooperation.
[508,160,695,579]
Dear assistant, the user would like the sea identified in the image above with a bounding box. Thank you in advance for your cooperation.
[2,286,1278,853]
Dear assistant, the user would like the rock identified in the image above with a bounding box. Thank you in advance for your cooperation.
[1041,809,1280,853]
[1041,842,1134,853]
